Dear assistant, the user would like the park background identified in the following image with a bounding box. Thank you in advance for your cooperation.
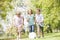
[0,0,60,40]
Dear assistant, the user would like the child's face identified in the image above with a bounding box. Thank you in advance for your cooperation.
[29,10,32,14]
[36,10,40,14]
[16,12,21,17]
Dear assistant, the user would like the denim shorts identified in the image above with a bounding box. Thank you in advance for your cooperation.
[29,25,34,32]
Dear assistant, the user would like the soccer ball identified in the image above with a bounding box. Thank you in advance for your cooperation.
[29,32,36,39]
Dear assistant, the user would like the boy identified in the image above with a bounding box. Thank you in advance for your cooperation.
[35,8,44,38]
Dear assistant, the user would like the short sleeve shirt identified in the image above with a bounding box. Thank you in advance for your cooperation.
[13,15,23,27]
[35,14,44,27]
[28,14,35,25]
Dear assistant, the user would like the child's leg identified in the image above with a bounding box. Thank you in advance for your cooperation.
[41,27,44,37]
[19,32,21,39]
[17,31,21,40]
[31,25,34,32]
[16,28,19,40]
[18,26,23,39]
[29,25,32,32]
[40,27,44,37]
[37,24,40,37]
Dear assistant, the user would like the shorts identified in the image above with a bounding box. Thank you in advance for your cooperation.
[36,24,44,32]
[29,25,34,32]
[15,25,23,33]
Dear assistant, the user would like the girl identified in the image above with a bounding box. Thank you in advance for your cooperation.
[13,11,24,40]
[27,9,35,33]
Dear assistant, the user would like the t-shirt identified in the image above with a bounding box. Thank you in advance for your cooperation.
[13,15,23,27]
[28,14,35,25]
[35,14,44,26]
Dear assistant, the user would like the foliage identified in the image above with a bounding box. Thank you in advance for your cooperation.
[0,0,13,19]
[31,0,60,29]
[6,26,17,37]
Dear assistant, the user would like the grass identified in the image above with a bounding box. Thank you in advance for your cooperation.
[21,32,60,40]
[0,32,60,40]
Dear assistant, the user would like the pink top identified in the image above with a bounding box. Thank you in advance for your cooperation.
[13,15,23,27]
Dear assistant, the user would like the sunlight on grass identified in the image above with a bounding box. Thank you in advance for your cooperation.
[21,32,60,40]
[0,32,60,40]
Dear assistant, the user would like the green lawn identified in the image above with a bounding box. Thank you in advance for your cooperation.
[0,32,60,40]
[21,32,60,40]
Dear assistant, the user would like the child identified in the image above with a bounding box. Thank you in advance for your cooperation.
[35,8,44,38]
[27,9,35,32]
[13,11,24,40]
[28,9,36,39]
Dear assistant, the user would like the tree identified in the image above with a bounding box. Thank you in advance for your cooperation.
[0,0,13,19]
[31,0,60,30]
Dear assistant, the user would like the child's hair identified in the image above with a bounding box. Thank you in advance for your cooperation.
[28,9,33,14]
[16,11,21,15]
[37,8,41,12]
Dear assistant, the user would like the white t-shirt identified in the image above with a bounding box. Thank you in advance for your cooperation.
[35,14,44,26]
